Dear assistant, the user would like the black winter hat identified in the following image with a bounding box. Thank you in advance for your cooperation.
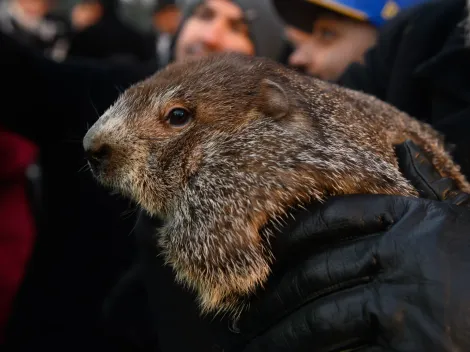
[153,0,177,13]
[271,0,329,33]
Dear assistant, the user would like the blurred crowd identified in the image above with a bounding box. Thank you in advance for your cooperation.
[0,0,182,63]
[1,0,470,351]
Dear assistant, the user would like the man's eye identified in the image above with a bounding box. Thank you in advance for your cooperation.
[193,6,213,21]
[317,28,337,41]
[166,108,193,127]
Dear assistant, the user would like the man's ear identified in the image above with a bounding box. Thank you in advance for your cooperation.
[259,79,289,120]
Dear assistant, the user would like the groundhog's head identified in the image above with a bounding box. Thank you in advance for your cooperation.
[83,53,308,218]
[83,53,421,318]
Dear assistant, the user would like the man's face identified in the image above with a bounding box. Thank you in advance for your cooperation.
[71,2,103,31]
[286,15,377,81]
[153,5,182,35]
[174,0,255,62]
[16,0,53,18]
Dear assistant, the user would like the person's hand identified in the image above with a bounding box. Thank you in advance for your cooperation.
[221,140,470,352]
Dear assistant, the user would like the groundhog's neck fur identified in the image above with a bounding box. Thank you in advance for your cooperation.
[83,53,469,320]
[159,117,418,317]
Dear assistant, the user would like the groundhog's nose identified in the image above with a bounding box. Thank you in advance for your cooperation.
[85,143,112,167]
[83,131,112,171]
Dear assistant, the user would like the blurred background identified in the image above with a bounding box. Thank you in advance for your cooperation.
[0,0,189,64]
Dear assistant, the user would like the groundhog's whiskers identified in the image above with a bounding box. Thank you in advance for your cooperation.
[78,163,91,173]
[114,85,124,94]
[88,96,101,119]
[121,206,138,219]
[61,138,85,144]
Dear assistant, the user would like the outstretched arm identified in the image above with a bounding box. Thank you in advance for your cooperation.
[1,32,157,146]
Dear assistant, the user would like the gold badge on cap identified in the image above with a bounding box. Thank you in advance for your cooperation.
[381,0,400,20]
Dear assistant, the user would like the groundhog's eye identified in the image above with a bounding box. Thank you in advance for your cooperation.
[166,108,192,127]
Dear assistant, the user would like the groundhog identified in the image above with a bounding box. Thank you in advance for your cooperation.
[83,53,470,319]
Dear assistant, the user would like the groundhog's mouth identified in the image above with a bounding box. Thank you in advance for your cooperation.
[83,135,130,183]
[84,149,126,191]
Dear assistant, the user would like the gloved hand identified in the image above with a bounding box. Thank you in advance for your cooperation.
[222,140,470,352]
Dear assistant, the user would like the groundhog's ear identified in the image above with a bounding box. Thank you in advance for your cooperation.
[259,79,289,120]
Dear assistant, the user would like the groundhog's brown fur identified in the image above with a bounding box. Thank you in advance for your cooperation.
[83,53,470,319]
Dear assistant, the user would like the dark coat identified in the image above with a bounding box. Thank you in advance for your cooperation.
[339,0,470,178]
[0,32,158,351]
[67,0,156,65]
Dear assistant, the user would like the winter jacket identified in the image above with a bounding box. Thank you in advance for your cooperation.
[0,128,37,344]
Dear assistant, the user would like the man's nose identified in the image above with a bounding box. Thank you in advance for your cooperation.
[288,45,314,72]
[201,21,224,48]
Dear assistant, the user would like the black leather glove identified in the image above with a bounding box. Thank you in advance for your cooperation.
[222,140,470,352]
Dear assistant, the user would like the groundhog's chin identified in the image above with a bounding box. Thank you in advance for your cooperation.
[123,175,169,218]
[88,163,112,187]
[89,163,144,207]
[135,198,165,218]
[88,163,121,190]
